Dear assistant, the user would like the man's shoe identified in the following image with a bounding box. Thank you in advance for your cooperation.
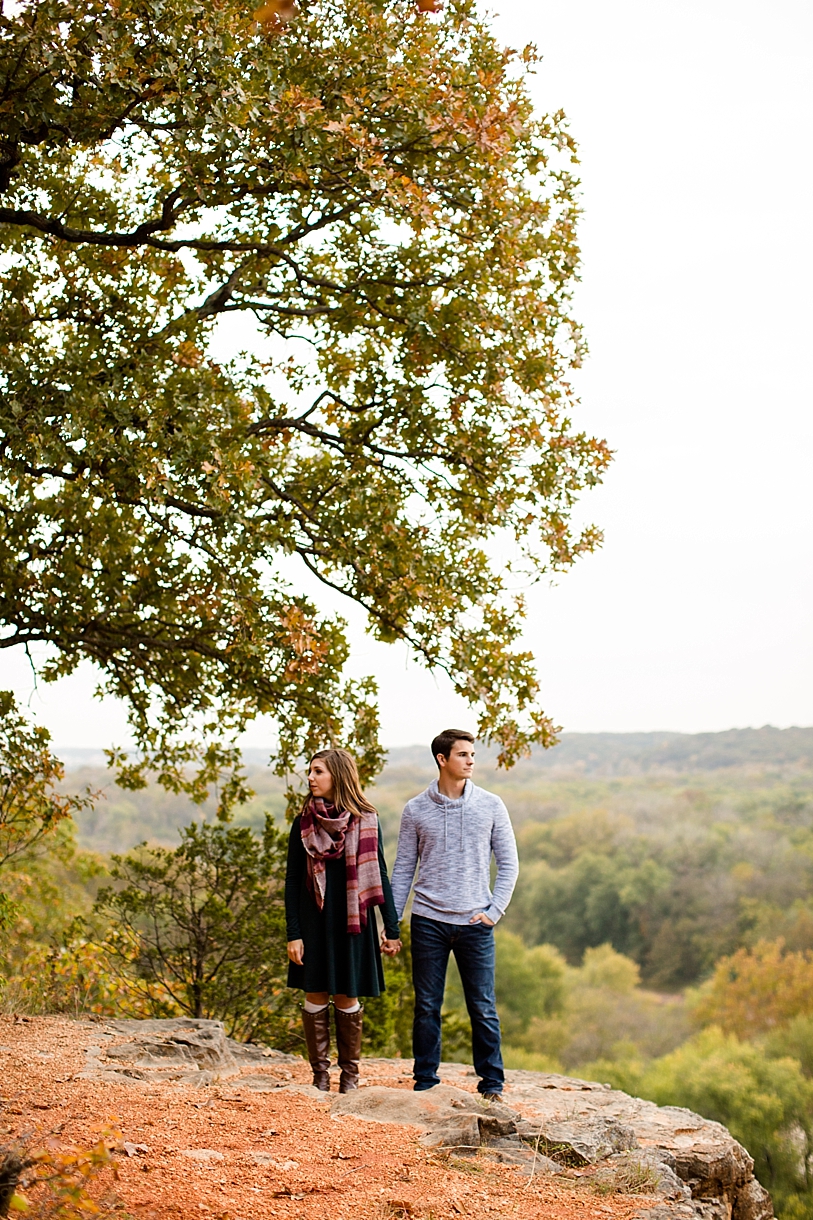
[480,1091,503,1103]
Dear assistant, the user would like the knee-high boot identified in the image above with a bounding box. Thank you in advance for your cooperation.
[301,1005,331,1091]
[334,1005,364,1094]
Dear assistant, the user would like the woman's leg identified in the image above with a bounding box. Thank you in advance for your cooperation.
[305,992,330,1006]
[332,993,363,1093]
[301,992,331,1091]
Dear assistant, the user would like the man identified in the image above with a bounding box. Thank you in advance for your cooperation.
[390,729,519,1099]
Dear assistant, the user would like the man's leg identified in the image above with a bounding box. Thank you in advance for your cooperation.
[410,914,452,1091]
[453,923,504,1097]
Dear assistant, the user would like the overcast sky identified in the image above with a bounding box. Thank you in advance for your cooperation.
[4,0,812,749]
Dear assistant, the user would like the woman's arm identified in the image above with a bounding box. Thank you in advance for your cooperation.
[285,817,306,942]
[377,830,401,942]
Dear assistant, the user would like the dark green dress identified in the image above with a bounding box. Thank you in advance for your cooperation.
[285,815,400,997]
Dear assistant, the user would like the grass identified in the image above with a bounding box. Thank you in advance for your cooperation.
[592,1160,662,1196]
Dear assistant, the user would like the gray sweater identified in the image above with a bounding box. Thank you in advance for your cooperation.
[390,778,519,925]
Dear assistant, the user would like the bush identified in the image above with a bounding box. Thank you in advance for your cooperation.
[501,1045,563,1073]
[2,1125,123,1218]
[0,694,98,999]
[6,920,126,1018]
[579,943,641,991]
[94,817,300,1047]
[0,822,110,1015]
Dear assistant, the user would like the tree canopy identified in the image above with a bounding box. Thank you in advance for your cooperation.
[0,690,94,869]
[0,0,609,802]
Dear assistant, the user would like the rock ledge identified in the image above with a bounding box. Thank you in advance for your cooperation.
[77,1021,772,1220]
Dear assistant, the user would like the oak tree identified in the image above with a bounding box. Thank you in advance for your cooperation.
[0,0,610,804]
[0,691,93,869]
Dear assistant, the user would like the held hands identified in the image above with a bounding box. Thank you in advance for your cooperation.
[290,935,402,962]
[469,912,495,926]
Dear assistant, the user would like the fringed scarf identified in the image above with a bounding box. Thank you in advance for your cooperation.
[300,797,384,935]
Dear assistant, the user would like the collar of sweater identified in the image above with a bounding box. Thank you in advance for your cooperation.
[428,778,472,806]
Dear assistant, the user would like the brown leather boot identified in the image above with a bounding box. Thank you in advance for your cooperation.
[334,1005,364,1094]
[301,1006,331,1091]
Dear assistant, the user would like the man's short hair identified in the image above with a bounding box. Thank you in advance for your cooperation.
[431,729,475,767]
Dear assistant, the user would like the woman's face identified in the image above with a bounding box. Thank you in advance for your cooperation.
[308,758,335,802]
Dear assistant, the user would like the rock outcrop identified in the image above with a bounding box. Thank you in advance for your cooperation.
[78,1017,298,1088]
[77,1020,772,1220]
[336,1065,773,1220]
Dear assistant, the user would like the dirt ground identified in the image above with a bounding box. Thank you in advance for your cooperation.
[0,1015,657,1220]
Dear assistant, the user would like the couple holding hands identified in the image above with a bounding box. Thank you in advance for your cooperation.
[285,729,519,1098]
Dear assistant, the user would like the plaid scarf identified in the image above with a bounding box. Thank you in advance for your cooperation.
[300,797,384,935]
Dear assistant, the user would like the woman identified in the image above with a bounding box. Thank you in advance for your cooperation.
[285,747,402,1092]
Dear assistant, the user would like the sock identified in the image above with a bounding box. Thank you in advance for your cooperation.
[335,1001,361,1014]
[303,1000,328,1014]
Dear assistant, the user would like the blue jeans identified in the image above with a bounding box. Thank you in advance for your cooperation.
[410,913,504,1095]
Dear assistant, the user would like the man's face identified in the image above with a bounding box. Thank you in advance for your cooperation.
[439,741,475,782]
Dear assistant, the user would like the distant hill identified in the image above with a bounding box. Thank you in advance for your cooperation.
[517,726,813,775]
[375,726,813,781]
[59,725,813,781]
[57,726,813,854]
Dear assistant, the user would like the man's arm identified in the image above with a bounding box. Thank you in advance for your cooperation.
[483,800,519,924]
[389,805,419,921]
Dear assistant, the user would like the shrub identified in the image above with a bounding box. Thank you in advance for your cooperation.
[94,817,300,1047]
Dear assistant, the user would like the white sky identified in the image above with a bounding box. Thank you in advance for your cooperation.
[3,0,812,749]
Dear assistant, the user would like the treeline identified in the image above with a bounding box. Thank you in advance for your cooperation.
[500,774,813,988]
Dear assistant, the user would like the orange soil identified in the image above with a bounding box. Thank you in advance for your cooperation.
[0,1016,654,1220]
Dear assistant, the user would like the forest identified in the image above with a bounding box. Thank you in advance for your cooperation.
[5,726,813,1217]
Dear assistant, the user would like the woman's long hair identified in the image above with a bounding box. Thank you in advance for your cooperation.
[301,748,377,819]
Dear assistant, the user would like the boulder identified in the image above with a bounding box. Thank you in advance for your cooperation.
[70,1022,774,1220]
[332,1083,481,1131]
[78,1017,297,1088]
[441,1065,767,1210]
[333,1085,577,1168]
[532,1117,638,1165]
[732,1178,773,1220]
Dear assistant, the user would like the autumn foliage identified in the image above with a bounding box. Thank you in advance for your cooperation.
[0,0,609,798]
[692,940,813,1040]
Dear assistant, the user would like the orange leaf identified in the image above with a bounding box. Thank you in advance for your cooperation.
[253,0,297,26]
